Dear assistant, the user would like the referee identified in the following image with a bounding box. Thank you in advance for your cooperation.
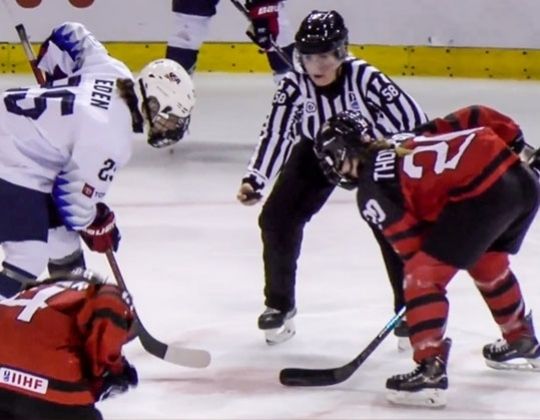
[236,9,428,344]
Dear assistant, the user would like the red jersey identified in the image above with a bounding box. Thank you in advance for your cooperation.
[0,280,133,405]
[413,104,523,148]
[357,125,519,259]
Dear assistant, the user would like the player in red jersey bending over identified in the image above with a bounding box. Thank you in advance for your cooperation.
[314,105,540,408]
[0,269,137,419]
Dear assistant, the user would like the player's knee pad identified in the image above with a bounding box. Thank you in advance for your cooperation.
[168,13,212,50]
[467,251,509,288]
[404,251,457,298]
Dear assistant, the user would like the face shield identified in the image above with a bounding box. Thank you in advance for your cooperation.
[298,50,342,74]
[314,144,358,190]
[293,42,348,86]
[143,96,191,149]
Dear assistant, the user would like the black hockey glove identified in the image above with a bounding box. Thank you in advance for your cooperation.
[96,357,138,401]
[245,0,280,50]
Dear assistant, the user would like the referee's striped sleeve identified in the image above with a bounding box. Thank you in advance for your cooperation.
[362,67,428,135]
[244,76,302,189]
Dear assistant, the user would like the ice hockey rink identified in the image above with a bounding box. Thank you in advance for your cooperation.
[1,73,540,419]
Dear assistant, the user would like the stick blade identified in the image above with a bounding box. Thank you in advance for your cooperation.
[163,345,211,369]
[137,321,211,368]
[279,367,344,387]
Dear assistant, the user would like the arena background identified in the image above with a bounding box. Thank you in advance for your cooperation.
[1,0,540,79]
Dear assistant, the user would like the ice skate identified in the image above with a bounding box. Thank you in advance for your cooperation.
[258,307,297,345]
[386,338,451,408]
[483,337,540,371]
[483,312,540,371]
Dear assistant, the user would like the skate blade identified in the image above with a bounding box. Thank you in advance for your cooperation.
[485,358,540,372]
[264,320,296,345]
[387,388,447,408]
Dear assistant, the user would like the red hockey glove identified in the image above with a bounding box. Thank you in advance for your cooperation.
[80,202,121,253]
[94,357,138,402]
[245,0,280,50]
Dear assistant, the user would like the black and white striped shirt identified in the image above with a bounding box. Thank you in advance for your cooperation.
[244,56,428,190]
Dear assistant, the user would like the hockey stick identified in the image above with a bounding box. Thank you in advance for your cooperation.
[229,0,293,69]
[14,24,46,85]
[105,250,211,368]
[279,306,406,386]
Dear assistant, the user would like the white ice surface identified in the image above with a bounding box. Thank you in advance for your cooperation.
[1,73,540,419]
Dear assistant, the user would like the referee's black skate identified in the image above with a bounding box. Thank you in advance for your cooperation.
[258,307,297,345]
[386,338,451,408]
[483,312,540,371]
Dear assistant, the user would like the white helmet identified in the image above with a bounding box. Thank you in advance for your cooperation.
[136,58,195,148]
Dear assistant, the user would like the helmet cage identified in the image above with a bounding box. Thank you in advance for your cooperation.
[315,111,375,189]
[140,85,191,148]
[148,112,191,149]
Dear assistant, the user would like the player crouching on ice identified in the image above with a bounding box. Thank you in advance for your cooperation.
[0,21,195,300]
[0,269,137,420]
[313,106,540,408]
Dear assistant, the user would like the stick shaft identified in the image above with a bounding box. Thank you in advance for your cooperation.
[15,24,46,85]
[229,0,293,68]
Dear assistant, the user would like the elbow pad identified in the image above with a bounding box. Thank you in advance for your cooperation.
[52,170,97,230]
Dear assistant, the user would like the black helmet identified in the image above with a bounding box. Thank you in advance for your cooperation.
[295,10,348,55]
[314,110,375,189]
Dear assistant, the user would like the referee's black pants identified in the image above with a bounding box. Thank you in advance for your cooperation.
[259,137,405,313]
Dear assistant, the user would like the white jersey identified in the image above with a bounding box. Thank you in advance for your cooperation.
[0,22,135,230]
